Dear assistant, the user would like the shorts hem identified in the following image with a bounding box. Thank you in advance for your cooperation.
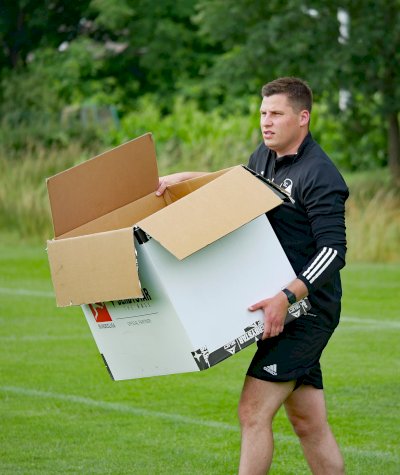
[246,372,323,391]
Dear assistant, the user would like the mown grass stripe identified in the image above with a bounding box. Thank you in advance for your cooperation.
[0,385,397,462]
[1,384,239,432]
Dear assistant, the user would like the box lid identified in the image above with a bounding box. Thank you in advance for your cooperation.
[138,166,283,260]
[47,133,158,238]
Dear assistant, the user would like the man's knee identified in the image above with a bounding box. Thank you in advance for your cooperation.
[238,391,266,430]
[284,385,330,440]
[287,410,329,440]
[287,411,313,438]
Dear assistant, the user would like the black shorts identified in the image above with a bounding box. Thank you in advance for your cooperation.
[246,316,335,390]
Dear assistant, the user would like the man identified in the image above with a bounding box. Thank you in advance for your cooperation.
[157,77,348,474]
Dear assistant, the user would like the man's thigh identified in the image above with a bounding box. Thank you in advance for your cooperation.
[239,376,295,423]
[284,384,328,429]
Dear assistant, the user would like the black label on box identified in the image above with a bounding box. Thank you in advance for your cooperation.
[191,298,312,371]
[285,297,312,324]
[191,322,264,370]
[191,347,210,371]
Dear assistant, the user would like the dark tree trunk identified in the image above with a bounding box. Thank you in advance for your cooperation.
[388,112,400,186]
[9,9,25,68]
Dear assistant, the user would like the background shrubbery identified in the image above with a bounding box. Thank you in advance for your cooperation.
[0,98,398,262]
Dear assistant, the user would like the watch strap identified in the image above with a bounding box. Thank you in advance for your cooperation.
[282,288,297,305]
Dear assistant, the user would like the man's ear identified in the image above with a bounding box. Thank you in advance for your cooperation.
[299,109,310,127]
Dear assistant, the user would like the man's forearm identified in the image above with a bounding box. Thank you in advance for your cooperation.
[282,278,309,303]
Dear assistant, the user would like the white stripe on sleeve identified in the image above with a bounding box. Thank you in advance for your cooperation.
[302,247,338,284]
[302,247,329,278]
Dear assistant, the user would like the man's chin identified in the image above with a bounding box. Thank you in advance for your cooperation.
[263,138,276,149]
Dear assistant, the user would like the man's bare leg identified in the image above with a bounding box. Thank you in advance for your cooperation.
[284,385,345,475]
[238,376,295,475]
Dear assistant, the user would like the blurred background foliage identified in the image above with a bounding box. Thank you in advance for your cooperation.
[0,0,399,260]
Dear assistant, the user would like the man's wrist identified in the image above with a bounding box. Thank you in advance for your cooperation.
[281,288,297,306]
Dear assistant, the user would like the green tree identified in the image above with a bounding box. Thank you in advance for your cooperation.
[87,0,219,110]
[0,0,220,113]
[0,0,221,148]
[196,0,400,182]
[0,0,91,69]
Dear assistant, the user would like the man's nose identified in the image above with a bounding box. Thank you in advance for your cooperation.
[261,114,272,126]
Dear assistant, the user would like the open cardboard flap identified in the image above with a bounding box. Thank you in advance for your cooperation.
[138,166,282,260]
[162,168,232,204]
[47,133,158,238]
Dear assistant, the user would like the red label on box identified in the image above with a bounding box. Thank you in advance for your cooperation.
[88,303,112,322]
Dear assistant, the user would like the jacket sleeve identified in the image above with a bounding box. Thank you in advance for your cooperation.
[297,162,349,293]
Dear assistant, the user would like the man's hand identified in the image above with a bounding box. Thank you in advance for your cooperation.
[156,173,185,196]
[156,171,207,196]
[249,291,289,339]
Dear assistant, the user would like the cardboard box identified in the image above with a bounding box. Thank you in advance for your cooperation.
[80,216,310,380]
[46,133,310,380]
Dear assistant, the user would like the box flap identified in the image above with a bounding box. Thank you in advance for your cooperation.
[47,133,158,238]
[47,227,142,306]
[138,166,282,260]
[164,168,232,204]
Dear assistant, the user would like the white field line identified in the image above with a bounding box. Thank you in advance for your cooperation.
[340,316,400,329]
[0,385,397,462]
[0,335,90,342]
[0,385,239,432]
[0,287,54,298]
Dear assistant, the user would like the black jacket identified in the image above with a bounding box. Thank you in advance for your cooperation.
[248,133,349,328]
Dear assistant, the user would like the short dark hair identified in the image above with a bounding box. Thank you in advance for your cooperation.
[261,77,313,113]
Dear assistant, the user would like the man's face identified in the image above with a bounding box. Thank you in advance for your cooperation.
[259,94,309,157]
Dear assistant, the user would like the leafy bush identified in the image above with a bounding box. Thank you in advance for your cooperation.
[311,100,387,172]
[106,96,261,173]
[1,91,398,261]
[0,42,123,152]
[0,45,389,174]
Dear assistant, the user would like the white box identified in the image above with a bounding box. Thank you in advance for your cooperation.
[81,215,310,380]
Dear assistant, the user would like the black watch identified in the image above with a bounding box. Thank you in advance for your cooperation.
[282,288,297,305]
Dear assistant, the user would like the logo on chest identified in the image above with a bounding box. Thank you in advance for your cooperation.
[280,178,293,196]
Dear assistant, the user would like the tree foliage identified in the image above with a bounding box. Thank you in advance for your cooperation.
[0,0,399,181]
[196,0,400,180]
[0,0,91,68]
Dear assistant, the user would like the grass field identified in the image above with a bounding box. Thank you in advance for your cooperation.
[0,235,399,474]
